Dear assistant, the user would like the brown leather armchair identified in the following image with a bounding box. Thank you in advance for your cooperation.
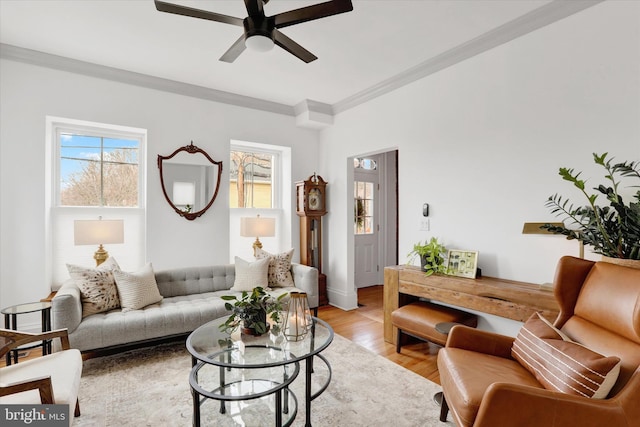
[437,256,640,427]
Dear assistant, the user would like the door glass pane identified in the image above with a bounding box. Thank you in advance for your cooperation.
[354,181,374,235]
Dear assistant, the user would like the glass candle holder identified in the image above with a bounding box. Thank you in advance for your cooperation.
[283,292,312,341]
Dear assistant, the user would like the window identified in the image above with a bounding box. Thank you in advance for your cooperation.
[47,117,146,287]
[354,157,378,170]
[59,133,139,207]
[354,181,374,234]
[229,146,278,208]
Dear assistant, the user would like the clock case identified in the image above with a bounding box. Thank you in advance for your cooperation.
[295,174,328,306]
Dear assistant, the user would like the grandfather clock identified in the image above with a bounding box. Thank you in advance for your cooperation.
[296,173,328,306]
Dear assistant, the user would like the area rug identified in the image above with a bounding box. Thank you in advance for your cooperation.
[74,333,453,426]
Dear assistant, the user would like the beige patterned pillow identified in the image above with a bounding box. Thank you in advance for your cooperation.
[232,256,269,291]
[112,263,163,312]
[67,257,121,318]
[255,248,294,288]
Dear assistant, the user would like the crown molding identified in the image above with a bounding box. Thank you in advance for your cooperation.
[333,0,603,114]
[0,1,602,122]
[0,43,295,117]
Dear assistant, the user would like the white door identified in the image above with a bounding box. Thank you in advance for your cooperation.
[354,157,380,288]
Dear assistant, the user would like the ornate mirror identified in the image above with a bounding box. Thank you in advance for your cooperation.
[158,142,223,220]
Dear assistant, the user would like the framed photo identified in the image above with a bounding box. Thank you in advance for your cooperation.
[446,250,479,279]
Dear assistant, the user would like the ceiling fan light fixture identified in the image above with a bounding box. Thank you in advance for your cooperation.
[245,34,274,52]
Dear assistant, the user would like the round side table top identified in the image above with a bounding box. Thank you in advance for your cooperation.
[1,301,52,315]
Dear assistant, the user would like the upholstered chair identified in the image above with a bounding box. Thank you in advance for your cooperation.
[437,256,640,427]
[0,328,83,426]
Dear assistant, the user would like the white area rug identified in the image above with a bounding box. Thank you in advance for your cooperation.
[74,333,453,426]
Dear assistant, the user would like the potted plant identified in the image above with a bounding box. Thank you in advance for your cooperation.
[220,287,287,335]
[407,237,448,276]
[542,152,640,263]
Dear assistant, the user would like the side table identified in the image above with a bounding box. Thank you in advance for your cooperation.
[1,301,52,365]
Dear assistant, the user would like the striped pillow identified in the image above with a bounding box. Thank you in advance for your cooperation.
[113,263,163,312]
[511,312,621,399]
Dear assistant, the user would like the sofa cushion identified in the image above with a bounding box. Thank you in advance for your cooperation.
[511,312,621,399]
[232,257,269,291]
[255,248,295,288]
[67,257,121,318]
[113,263,163,312]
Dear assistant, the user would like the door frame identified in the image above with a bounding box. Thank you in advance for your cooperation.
[350,149,398,292]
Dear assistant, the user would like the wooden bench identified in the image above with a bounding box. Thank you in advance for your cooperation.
[391,301,478,351]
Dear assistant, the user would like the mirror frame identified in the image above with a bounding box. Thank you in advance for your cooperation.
[157,142,223,220]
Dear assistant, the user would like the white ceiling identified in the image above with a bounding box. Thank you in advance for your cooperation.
[0,0,599,116]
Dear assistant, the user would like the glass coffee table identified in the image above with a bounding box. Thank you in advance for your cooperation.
[187,316,333,427]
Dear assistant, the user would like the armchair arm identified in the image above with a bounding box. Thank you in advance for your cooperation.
[474,382,626,427]
[446,325,515,359]
[291,263,319,309]
[0,375,54,404]
[0,328,71,357]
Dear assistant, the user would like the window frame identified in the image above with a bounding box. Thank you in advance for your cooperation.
[46,116,147,288]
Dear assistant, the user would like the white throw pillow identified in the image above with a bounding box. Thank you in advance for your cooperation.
[255,248,295,288]
[113,263,163,312]
[67,257,121,318]
[232,256,269,291]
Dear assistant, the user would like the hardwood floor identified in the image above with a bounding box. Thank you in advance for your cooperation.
[3,286,442,385]
[318,285,441,384]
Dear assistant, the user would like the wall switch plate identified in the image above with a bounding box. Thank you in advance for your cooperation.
[420,218,430,231]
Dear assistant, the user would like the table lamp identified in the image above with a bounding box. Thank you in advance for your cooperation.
[74,218,124,266]
[240,214,275,256]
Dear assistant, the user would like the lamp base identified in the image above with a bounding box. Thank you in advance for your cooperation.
[94,244,109,266]
[252,238,263,257]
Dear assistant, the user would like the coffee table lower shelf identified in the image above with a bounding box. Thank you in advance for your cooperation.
[190,360,301,427]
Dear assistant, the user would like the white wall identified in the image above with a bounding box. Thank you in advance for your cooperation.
[1,1,638,337]
[320,0,639,335]
[0,60,320,316]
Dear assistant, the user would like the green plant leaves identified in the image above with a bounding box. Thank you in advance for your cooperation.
[543,152,640,260]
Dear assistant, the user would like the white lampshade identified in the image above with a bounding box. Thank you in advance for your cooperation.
[240,215,276,238]
[245,34,274,52]
[74,219,124,246]
[172,181,196,206]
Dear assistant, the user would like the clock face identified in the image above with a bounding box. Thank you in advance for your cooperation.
[308,188,322,210]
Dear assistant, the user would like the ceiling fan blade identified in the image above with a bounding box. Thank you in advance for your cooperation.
[155,0,243,26]
[219,34,247,63]
[243,0,264,18]
[274,0,353,29]
[273,29,317,63]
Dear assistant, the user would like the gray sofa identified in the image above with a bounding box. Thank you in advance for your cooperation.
[52,263,319,352]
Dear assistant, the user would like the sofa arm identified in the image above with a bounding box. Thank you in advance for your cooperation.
[446,325,515,359]
[51,280,82,334]
[473,382,626,427]
[291,263,319,309]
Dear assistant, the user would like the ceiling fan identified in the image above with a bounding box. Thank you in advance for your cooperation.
[154,0,354,63]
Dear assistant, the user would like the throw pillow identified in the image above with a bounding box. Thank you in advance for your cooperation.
[255,248,295,288]
[511,312,621,399]
[67,257,121,318]
[232,256,269,291]
[113,263,163,312]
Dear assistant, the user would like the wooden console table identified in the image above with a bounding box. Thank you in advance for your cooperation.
[383,265,560,344]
